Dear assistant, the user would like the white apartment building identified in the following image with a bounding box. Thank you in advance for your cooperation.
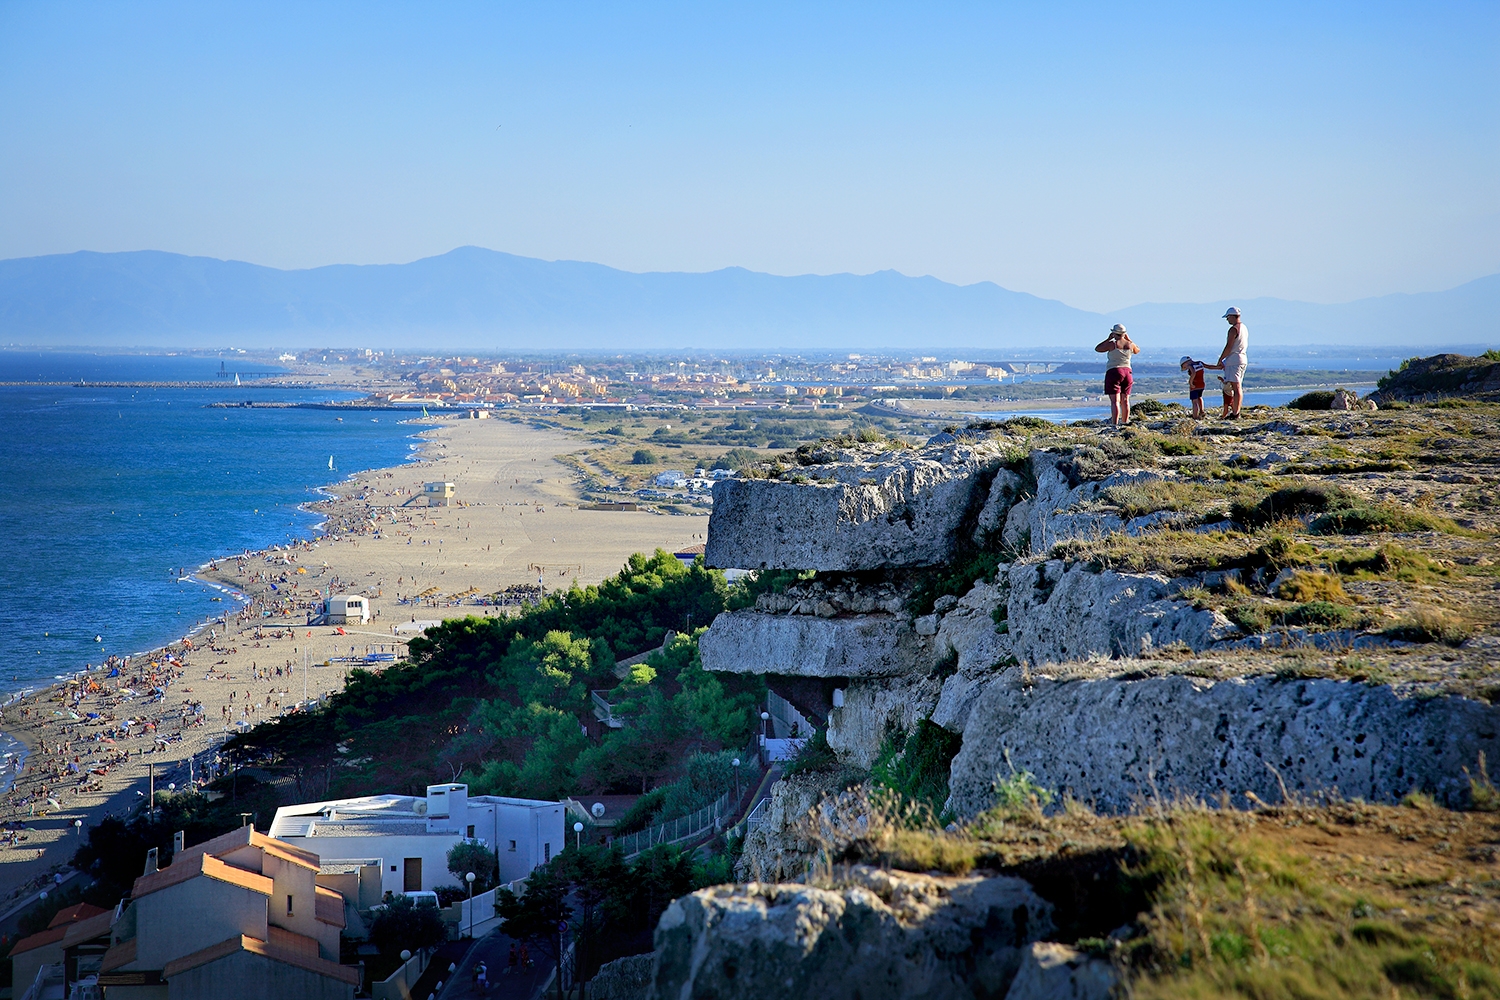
[268,784,565,896]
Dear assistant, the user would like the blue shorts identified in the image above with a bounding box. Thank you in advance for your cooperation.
[1189,389,1203,401]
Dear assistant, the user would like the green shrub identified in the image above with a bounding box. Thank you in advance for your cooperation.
[1308,503,1460,536]
[1280,601,1358,629]
[870,721,963,816]
[1233,483,1354,526]
[1382,608,1472,646]
[782,728,839,776]
[631,448,658,465]
[1288,390,1335,410]
[1273,571,1348,603]
[712,447,762,471]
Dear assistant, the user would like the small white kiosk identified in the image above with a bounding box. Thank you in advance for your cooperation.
[326,594,371,625]
[423,481,456,507]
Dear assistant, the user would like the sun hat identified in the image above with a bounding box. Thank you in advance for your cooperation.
[1110,323,1127,334]
[1223,307,1241,318]
[1179,356,1192,365]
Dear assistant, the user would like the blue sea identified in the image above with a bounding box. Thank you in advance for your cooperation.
[0,352,421,699]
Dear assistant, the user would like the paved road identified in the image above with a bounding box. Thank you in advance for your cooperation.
[441,926,555,1000]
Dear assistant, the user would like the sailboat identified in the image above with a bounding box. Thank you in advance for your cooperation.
[328,455,335,472]
[233,373,241,386]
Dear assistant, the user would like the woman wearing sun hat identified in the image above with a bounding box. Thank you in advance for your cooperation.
[1216,307,1249,419]
[1094,323,1139,426]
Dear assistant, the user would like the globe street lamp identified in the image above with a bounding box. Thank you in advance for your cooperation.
[573,821,584,851]
[73,819,83,837]
[731,758,741,805]
[465,872,476,939]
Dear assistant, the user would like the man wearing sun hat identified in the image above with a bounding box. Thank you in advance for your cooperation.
[1215,307,1249,419]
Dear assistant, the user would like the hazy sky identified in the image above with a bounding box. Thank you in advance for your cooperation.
[1,2,1496,311]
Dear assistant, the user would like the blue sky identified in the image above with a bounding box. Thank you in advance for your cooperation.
[1,1,1495,311]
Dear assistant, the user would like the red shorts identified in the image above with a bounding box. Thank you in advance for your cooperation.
[1104,367,1133,395]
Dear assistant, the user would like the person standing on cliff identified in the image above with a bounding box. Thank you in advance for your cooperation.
[1095,324,1140,426]
[1216,307,1249,419]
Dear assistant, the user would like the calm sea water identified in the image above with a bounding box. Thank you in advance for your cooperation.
[0,353,420,696]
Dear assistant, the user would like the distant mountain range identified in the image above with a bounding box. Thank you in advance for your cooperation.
[0,247,1494,351]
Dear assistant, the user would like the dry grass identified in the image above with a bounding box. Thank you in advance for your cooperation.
[810,787,1500,999]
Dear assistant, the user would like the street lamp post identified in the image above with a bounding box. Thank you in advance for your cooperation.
[573,821,583,851]
[465,872,476,939]
[731,758,741,805]
[73,819,82,837]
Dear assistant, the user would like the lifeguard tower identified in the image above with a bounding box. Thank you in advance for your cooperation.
[326,595,370,625]
[423,482,455,507]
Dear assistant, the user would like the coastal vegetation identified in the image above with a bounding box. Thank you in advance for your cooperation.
[224,550,765,803]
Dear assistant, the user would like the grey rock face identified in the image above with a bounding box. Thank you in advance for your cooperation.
[700,609,935,678]
[975,468,1027,543]
[947,670,1500,817]
[1003,943,1115,1000]
[590,954,654,1000]
[651,867,1053,1000]
[736,774,844,882]
[931,580,1016,734]
[704,442,1007,571]
[1007,561,1239,664]
[1002,497,1034,552]
[1021,453,1177,555]
[827,674,942,769]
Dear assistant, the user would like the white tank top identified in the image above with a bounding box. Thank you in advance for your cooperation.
[1226,323,1248,359]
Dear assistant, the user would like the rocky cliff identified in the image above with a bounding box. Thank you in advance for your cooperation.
[631,403,1500,998]
[702,414,1500,834]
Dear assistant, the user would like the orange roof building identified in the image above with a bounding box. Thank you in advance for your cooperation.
[97,826,357,999]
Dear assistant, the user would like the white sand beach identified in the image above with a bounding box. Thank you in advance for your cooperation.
[0,415,705,910]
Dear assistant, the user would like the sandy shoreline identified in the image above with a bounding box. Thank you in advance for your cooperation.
[0,414,705,910]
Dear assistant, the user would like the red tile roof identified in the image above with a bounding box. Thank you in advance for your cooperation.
[7,925,66,958]
[162,933,360,986]
[9,903,111,957]
[132,852,275,901]
[47,902,109,929]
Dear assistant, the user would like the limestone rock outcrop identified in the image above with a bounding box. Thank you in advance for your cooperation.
[590,954,654,1000]
[931,580,1015,734]
[946,669,1500,817]
[699,609,935,678]
[736,774,841,882]
[1018,453,1184,556]
[826,673,942,769]
[1007,560,1239,664]
[1003,942,1115,1000]
[650,867,1053,1000]
[705,441,1009,571]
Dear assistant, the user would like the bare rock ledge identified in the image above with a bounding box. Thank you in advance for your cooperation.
[651,867,1052,1000]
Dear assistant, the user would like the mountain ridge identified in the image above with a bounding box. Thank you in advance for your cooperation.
[1,246,1494,350]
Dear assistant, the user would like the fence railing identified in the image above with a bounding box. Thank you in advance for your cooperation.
[612,755,765,858]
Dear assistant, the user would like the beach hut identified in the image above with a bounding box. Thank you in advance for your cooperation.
[325,595,370,625]
[423,481,455,507]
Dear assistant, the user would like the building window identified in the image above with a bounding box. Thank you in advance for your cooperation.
[391,865,398,871]
[508,840,517,852]
[544,843,551,862]
[467,825,475,838]
[286,895,294,916]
